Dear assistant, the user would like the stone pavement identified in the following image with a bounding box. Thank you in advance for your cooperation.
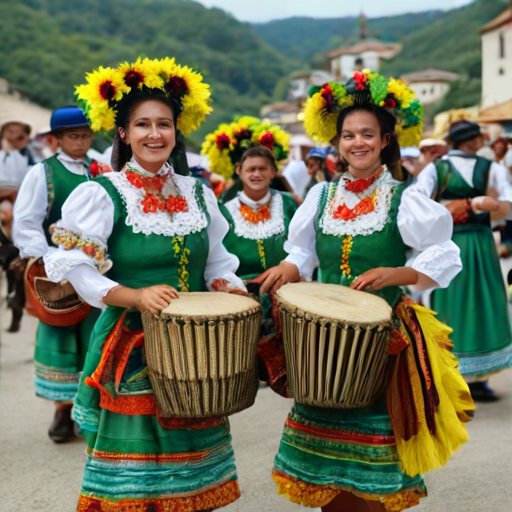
[1,312,511,512]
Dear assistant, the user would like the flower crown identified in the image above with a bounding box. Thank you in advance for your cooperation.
[75,57,212,136]
[304,70,424,147]
[201,116,291,180]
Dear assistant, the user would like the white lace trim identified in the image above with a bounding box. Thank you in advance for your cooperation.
[225,192,285,240]
[105,171,208,237]
[320,172,396,237]
[44,255,97,283]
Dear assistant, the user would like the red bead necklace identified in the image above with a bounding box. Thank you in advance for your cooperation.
[125,168,188,215]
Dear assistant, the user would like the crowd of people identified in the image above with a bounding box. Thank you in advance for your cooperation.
[3,58,512,512]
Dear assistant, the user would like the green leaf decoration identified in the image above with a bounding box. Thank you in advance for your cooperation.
[331,82,347,101]
[369,75,389,105]
[309,85,322,97]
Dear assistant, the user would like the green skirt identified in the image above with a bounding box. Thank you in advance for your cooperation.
[431,224,512,377]
[73,306,240,512]
[34,308,100,401]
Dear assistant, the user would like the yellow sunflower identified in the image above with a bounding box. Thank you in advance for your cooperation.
[75,67,128,111]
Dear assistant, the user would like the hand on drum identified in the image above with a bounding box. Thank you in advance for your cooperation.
[350,267,418,292]
[251,261,300,294]
[136,285,178,314]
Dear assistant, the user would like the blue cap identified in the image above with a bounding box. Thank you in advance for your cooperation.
[307,147,327,160]
[50,106,90,132]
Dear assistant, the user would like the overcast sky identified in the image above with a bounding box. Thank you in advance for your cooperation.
[196,0,474,22]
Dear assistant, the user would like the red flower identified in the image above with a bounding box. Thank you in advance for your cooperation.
[141,193,165,213]
[167,76,189,97]
[89,161,100,178]
[166,195,189,214]
[383,97,397,109]
[353,71,367,90]
[99,80,117,101]
[216,133,231,151]
[124,70,144,88]
[320,83,337,112]
[259,132,275,149]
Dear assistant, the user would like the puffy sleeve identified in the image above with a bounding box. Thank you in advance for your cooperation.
[398,187,461,288]
[13,163,50,259]
[412,162,438,198]
[489,161,512,205]
[43,181,119,309]
[283,183,323,279]
[202,185,245,291]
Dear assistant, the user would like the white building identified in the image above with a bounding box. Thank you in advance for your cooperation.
[481,5,512,109]
[326,40,402,82]
[400,69,460,105]
[288,70,336,102]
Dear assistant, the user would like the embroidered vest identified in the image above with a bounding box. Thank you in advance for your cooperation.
[220,190,297,280]
[42,154,90,243]
[315,179,409,306]
[434,156,492,231]
[96,175,210,292]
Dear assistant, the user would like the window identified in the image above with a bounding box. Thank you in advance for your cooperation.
[500,33,505,58]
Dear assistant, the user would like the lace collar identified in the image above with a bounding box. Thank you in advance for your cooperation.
[320,168,398,237]
[105,160,208,237]
[225,190,285,240]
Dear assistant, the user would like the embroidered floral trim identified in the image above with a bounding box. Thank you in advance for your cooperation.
[320,171,395,237]
[106,167,208,237]
[226,192,285,240]
[125,169,189,215]
[173,236,191,291]
[50,225,111,273]
[257,239,267,270]
[343,165,385,194]
[240,201,271,223]
[340,235,353,277]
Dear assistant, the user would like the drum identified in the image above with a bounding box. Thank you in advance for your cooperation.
[277,282,393,409]
[142,292,262,418]
[24,258,91,327]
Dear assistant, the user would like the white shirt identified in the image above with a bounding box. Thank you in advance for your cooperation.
[43,158,244,309]
[282,159,310,199]
[284,173,461,288]
[411,152,512,219]
[13,152,91,259]
[0,149,30,189]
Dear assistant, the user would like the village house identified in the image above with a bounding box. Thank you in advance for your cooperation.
[400,69,460,105]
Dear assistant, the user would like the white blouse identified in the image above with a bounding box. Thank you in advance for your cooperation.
[411,152,512,216]
[43,158,244,309]
[13,152,91,259]
[284,171,461,288]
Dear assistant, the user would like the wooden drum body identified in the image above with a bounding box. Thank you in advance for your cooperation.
[277,282,393,409]
[142,292,262,418]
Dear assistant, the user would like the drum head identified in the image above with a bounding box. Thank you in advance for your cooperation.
[160,292,259,319]
[277,282,392,328]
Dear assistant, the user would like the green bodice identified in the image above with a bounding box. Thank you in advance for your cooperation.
[96,176,210,291]
[434,155,492,230]
[315,179,409,306]
[219,190,297,280]
[42,154,90,243]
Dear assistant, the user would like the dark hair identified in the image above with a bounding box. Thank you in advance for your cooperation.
[239,146,278,172]
[111,87,187,173]
[336,105,404,181]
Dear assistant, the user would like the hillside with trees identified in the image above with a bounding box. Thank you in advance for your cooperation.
[0,0,295,147]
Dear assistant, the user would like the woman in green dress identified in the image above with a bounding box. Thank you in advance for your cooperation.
[253,72,474,512]
[44,58,246,512]
[218,145,298,390]
[408,120,512,401]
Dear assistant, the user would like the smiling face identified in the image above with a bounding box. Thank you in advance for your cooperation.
[338,110,389,177]
[119,99,176,174]
[237,155,276,201]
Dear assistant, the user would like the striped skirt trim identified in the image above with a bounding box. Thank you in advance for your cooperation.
[272,470,425,511]
[78,479,240,512]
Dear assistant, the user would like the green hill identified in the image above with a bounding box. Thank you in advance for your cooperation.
[253,11,445,63]
[0,0,296,147]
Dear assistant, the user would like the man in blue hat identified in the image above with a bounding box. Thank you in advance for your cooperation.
[12,106,102,442]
